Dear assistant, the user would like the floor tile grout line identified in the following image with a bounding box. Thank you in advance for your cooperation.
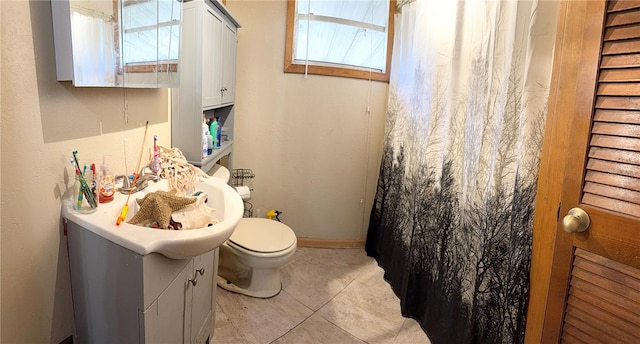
[268,310,314,344]
[215,296,256,344]
[315,275,359,311]
[264,288,316,344]
[277,279,371,344]
[392,318,408,343]
[281,255,367,313]
[213,248,430,344]
[275,259,370,343]
[315,312,370,344]
[306,268,373,343]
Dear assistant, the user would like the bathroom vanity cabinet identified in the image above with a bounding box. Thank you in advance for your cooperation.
[172,0,240,171]
[65,219,218,343]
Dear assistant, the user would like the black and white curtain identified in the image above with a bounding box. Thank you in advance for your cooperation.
[366,1,558,343]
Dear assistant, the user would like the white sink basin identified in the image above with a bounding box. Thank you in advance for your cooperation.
[62,177,244,259]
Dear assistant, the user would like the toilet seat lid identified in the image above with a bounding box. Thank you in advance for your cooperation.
[229,218,296,253]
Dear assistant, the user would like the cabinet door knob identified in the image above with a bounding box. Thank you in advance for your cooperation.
[188,277,198,286]
[188,268,205,286]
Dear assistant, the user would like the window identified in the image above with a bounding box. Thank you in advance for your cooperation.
[120,0,181,73]
[285,0,395,82]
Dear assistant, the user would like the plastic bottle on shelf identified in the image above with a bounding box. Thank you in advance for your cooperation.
[202,119,208,136]
[202,133,208,158]
[215,116,222,148]
[209,118,219,149]
[206,130,213,155]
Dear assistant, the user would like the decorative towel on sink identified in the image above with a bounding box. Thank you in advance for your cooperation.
[128,189,220,230]
[128,189,196,229]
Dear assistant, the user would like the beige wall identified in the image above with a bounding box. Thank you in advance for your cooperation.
[227,0,387,240]
[1,1,171,342]
[0,1,3,341]
[0,0,387,341]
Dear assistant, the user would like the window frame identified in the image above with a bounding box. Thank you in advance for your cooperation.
[116,0,180,75]
[284,0,395,83]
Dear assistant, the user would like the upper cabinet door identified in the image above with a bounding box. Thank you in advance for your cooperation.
[221,22,237,105]
[51,0,182,88]
[202,2,237,109]
[202,7,223,109]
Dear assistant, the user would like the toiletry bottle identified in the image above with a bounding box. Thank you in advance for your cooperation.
[202,133,208,158]
[209,118,218,149]
[215,116,222,148]
[202,119,209,158]
[99,155,114,203]
[206,130,213,155]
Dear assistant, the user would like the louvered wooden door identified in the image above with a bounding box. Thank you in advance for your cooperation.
[542,0,640,342]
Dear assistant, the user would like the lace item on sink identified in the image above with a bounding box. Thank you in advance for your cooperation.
[156,146,208,195]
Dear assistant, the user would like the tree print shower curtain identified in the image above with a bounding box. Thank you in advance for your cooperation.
[366,1,558,343]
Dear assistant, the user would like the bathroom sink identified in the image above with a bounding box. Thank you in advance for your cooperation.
[62,177,244,259]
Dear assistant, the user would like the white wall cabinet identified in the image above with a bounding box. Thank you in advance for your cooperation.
[51,0,182,88]
[202,1,237,108]
[221,22,237,104]
[172,0,240,171]
[202,8,224,108]
[66,220,219,343]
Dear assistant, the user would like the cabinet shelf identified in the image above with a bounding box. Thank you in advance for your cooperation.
[190,140,233,168]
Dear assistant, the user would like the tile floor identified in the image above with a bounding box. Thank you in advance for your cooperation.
[213,247,432,344]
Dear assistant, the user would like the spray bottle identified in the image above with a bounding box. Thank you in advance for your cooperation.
[99,155,114,203]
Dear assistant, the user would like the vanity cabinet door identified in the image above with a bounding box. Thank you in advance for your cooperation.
[140,260,190,343]
[189,250,216,344]
[139,251,215,344]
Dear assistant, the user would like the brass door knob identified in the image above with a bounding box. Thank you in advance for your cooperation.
[562,207,590,233]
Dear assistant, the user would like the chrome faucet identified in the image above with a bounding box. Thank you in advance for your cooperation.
[116,164,159,194]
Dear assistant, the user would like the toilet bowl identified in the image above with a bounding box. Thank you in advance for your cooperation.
[217,217,297,298]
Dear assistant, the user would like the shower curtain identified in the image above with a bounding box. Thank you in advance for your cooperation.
[366,1,558,343]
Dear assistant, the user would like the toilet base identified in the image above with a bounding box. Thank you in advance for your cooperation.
[216,275,282,298]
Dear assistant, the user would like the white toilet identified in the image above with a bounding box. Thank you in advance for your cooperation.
[217,217,297,298]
